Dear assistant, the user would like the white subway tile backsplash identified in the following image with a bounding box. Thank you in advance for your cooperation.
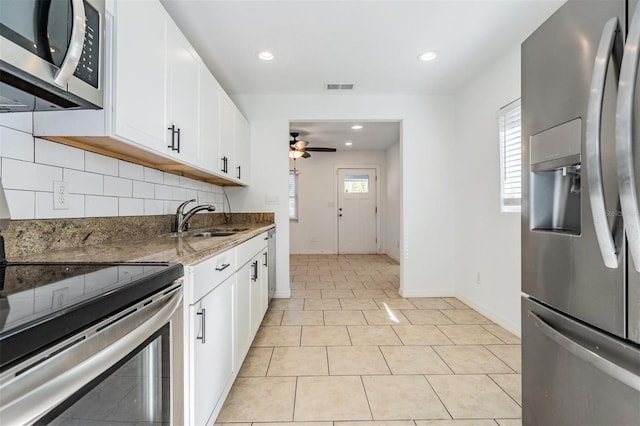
[0,112,32,134]
[5,190,35,219]
[2,122,227,220]
[171,186,187,201]
[35,138,84,170]
[163,200,181,215]
[119,160,144,180]
[35,192,84,218]
[119,198,144,216]
[133,181,154,199]
[85,152,118,176]
[85,195,118,217]
[163,172,180,186]
[144,167,164,184]
[144,199,163,215]
[104,176,132,197]
[0,127,34,162]
[2,159,62,192]
[64,169,103,195]
[154,184,173,200]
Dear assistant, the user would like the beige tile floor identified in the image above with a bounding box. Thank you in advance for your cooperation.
[217,254,522,426]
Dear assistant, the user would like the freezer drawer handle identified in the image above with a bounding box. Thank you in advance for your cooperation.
[528,311,640,392]
[617,5,640,272]
[586,17,623,269]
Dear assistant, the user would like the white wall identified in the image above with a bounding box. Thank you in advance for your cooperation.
[385,142,401,262]
[289,149,387,255]
[453,46,522,335]
[229,94,455,299]
[0,114,225,219]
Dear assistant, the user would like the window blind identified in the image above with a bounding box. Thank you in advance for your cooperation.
[499,100,522,212]
[289,171,298,221]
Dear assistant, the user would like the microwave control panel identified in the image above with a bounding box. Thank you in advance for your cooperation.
[73,1,100,88]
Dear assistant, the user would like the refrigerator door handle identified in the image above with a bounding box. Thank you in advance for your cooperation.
[587,17,623,268]
[528,311,640,392]
[617,5,640,272]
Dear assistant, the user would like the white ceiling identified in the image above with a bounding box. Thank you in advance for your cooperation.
[161,0,564,96]
[290,121,400,151]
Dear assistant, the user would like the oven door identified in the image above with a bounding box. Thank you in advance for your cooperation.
[0,284,183,425]
[0,0,104,109]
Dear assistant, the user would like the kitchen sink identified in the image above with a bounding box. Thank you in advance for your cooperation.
[166,227,249,238]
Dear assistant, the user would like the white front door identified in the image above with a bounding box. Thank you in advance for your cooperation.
[337,168,377,254]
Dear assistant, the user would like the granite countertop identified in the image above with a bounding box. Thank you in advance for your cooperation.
[5,213,275,265]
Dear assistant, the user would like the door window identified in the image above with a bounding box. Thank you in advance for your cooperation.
[344,175,369,193]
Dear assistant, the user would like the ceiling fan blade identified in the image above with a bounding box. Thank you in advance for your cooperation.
[302,151,311,158]
[305,147,337,152]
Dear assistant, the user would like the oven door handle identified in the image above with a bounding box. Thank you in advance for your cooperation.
[53,0,86,87]
[0,288,183,425]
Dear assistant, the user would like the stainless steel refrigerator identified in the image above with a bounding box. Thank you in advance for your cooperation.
[521,0,640,424]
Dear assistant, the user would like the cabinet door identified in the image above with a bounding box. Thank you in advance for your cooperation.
[234,111,250,184]
[113,0,167,151]
[250,255,262,336]
[234,262,252,370]
[189,277,234,426]
[219,94,235,177]
[198,63,221,172]
[166,22,199,164]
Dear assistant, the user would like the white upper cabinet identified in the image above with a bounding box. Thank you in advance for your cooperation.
[33,0,250,187]
[112,0,167,151]
[198,62,221,172]
[234,111,250,185]
[219,93,235,178]
[166,22,199,164]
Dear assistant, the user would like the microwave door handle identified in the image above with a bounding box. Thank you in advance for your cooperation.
[586,17,622,269]
[53,0,86,87]
[617,5,640,272]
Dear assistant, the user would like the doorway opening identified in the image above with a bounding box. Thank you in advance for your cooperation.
[287,120,401,262]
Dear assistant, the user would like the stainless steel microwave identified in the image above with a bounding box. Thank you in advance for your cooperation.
[0,0,104,112]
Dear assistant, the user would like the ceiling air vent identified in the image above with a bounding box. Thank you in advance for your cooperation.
[326,83,354,91]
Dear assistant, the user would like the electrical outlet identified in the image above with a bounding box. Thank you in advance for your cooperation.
[53,181,69,210]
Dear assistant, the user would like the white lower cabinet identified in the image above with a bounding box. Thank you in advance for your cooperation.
[184,231,272,425]
[188,276,234,426]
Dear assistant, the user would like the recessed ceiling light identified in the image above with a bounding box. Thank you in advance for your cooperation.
[417,50,438,62]
[257,51,274,61]
[351,125,363,130]
[345,141,353,146]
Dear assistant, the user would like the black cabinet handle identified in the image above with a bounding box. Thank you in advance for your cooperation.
[263,251,268,267]
[215,263,231,272]
[251,260,258,281]
[167,125,176,150]
[176,127,181,153]
[221,157,228,174]
[196,308,206,344]
[236,165,241,180]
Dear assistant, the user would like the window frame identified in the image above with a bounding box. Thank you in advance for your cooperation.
[498,99,522,213]
[288,170,299,222]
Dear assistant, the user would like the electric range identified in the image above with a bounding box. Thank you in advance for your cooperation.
[0,262,184,370]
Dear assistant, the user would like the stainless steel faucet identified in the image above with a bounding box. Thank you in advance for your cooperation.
[175,199,216,233]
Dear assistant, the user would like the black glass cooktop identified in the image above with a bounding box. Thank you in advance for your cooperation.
[0,262,183,369]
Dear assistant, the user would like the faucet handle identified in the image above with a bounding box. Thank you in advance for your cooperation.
[176,199,196,215]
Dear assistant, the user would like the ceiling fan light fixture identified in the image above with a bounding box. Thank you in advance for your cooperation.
[257,50,275,61]
[289,150,304,159]
[418,50,438,62]
[293,140,308,150]
[351,125,363,130]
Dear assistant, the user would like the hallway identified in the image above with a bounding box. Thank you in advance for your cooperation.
[216,254,522,425]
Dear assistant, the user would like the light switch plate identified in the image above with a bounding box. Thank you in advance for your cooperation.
[54,181,69,210]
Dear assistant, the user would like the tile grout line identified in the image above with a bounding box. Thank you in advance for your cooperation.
[487,373,522,408]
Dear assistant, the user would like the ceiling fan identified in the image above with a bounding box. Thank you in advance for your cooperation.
[289,132,336,159]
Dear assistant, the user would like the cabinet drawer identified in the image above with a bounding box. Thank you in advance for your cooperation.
[190,248,236,304]
[237,232,268,267]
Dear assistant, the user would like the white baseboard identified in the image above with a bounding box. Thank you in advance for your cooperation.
[454,293,521,337]
[290,249,336,255]
[273,290,291,298]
